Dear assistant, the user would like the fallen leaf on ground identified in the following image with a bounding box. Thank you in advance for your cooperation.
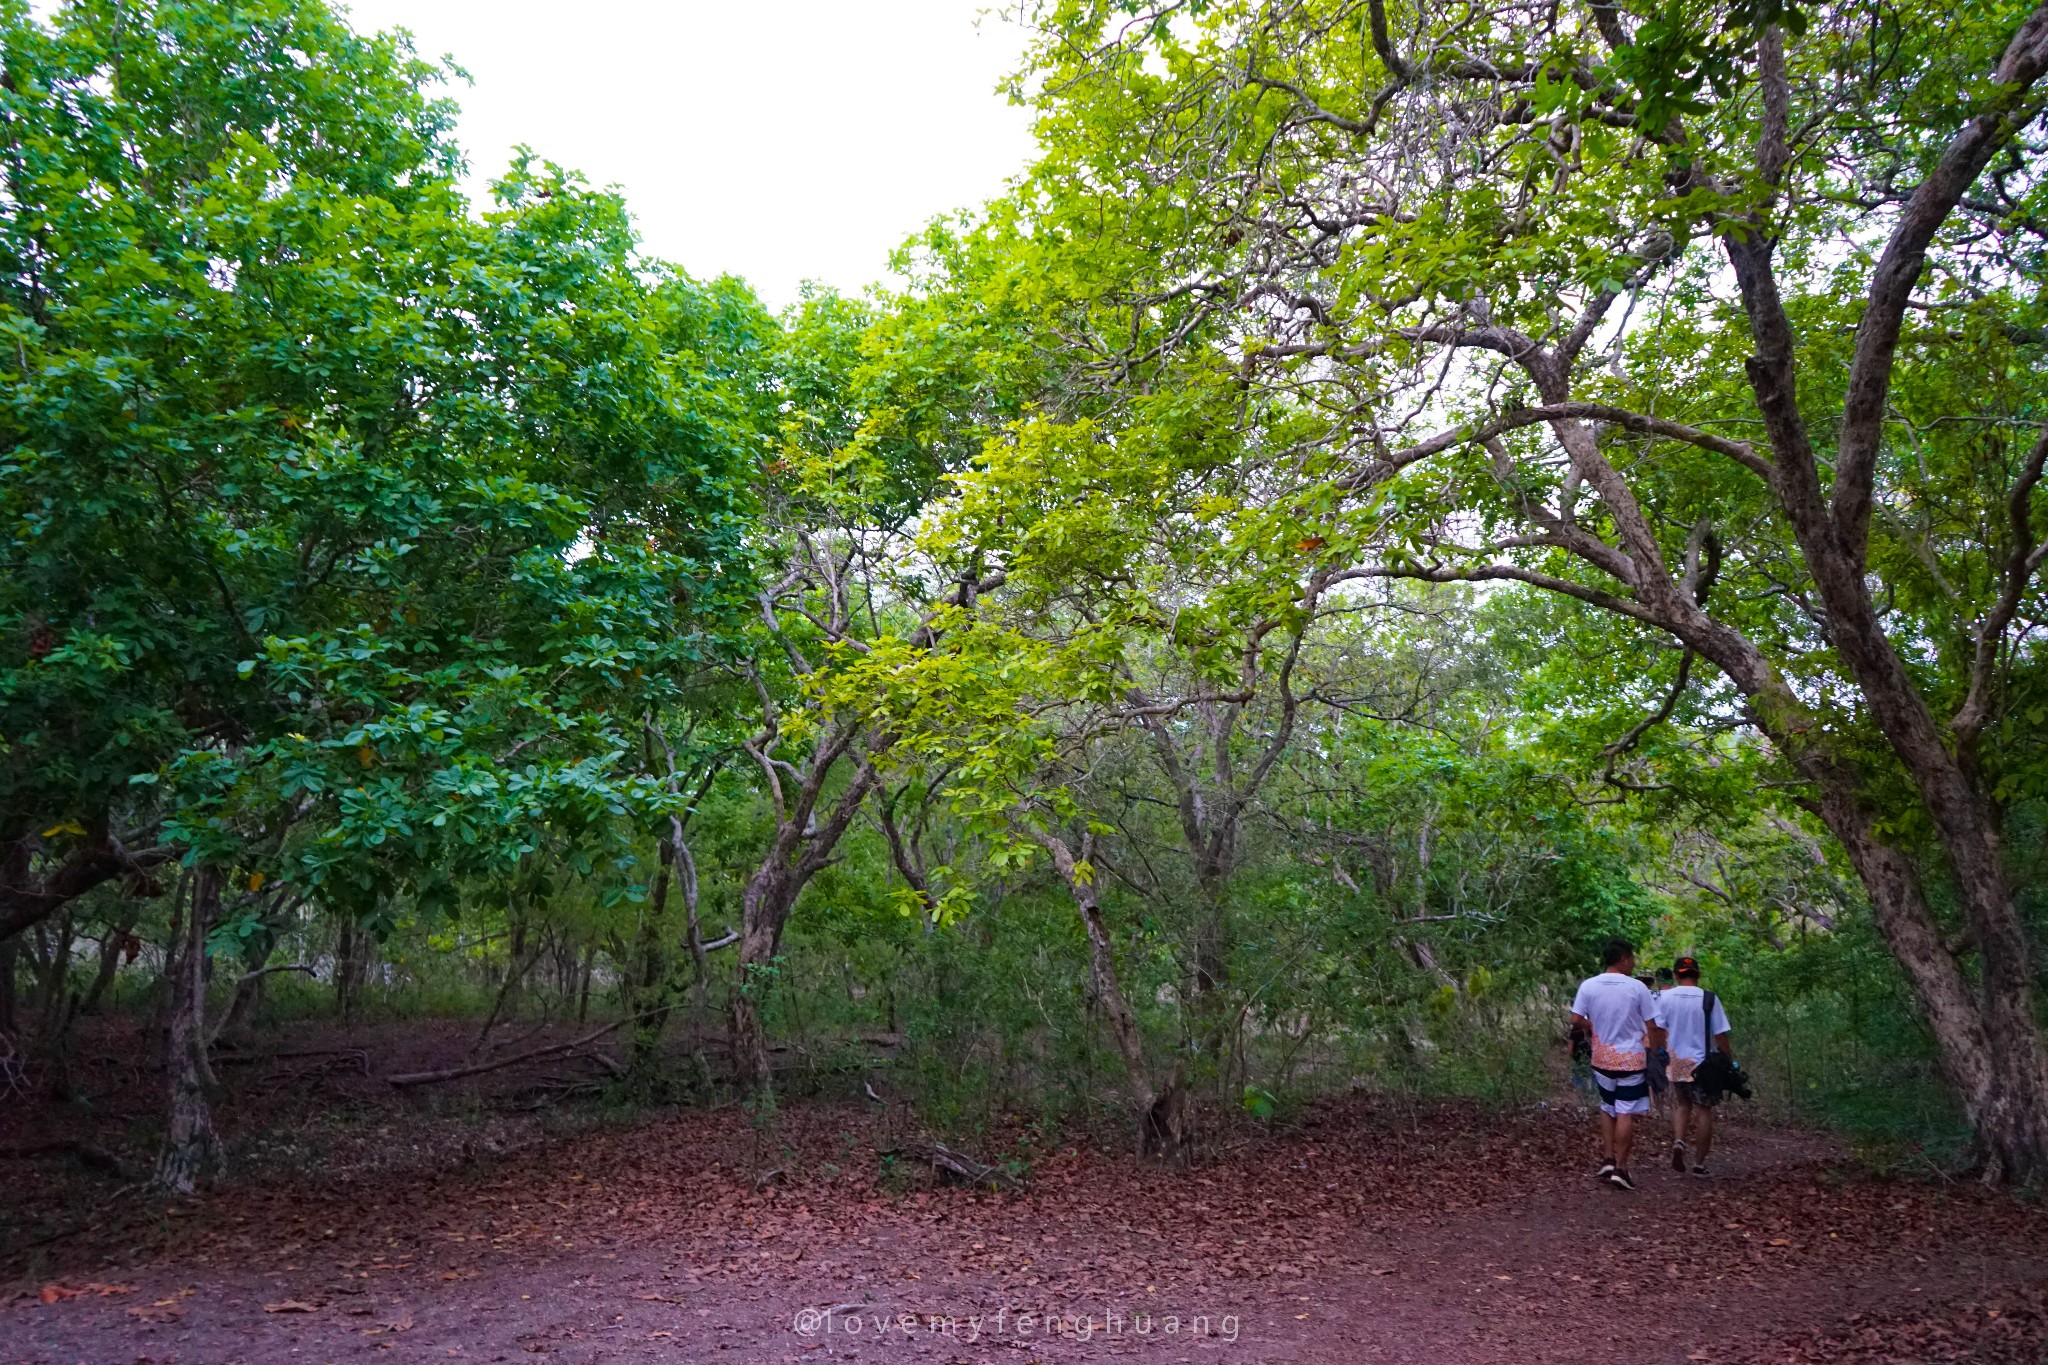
[263,1299,322,1313]
[41,1281,134,1303]
[127,1302,187,1323]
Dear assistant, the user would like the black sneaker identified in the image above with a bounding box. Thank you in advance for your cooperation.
[1670,1140,1687,1172]
[1595,1159,1615,1179]
[1607,1168,1636,1190]
[1691,1164,1711,1179]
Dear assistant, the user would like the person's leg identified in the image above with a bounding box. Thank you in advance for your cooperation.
[1597,1110,1616,1166]
[1671,1087,1694,1167]
[1613,1112,1636,1173]
[1693,1102,1717,1165]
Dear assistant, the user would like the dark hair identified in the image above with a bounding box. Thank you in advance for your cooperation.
[1656,967,1675,983]
[1602,936,1635,967]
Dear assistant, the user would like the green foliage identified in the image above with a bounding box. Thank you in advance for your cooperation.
[0,0,772,913]
[8,0,2037,1180]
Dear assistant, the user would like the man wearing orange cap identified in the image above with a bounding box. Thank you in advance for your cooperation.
[1656,956,1732,1177]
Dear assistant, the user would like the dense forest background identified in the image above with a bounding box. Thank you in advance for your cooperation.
[3,0,2044,1198]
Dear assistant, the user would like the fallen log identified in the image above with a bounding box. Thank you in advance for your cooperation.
[881,1139,1021,1192]
[211,1046,362,1065]
[383,1017,632,1089]
[259,1050,371,1091]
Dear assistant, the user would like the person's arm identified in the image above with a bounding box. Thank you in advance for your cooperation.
[1568,982,1591,1041]
[1714,1031,1733,1057]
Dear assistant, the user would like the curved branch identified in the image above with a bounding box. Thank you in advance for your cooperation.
[1954,423,2048,745]
[1833,3,2048,563]
[1347,402,1771,491]
[1332,562,1661,626]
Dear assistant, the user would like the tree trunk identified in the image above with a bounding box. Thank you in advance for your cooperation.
[878,788,938,934]
[628,843,675,1075]
[726,745,881,1097]
[628,817,704,1077]
[212,966,263,1045]
[473,910,539,1056]
[81,911,139,1015]
[729,863,795,1097]
[32,913,76,1037]
[679,836,709,1042]
[0,934,16,1036]
[334,921,365,1023]
[576,941,596,1026]
[1034,828,1185,1159]
[1793,749,2048,1180]
[155,867,222,1194]
[1718,155,2048,1180]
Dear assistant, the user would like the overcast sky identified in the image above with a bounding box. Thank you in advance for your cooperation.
[337,0,1040,309]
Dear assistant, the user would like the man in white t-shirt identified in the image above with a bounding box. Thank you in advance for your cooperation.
[1569,937,1663,1190]
[1655,956,1732,1177]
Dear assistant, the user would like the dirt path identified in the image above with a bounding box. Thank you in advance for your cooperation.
[6,1091,2045,1365]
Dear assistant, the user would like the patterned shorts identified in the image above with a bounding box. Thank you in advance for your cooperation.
[1594,1068,1652,1117]
[1673,1080,1721,1109]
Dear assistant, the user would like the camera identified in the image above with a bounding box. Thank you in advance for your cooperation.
[1696,1051,1753,1101]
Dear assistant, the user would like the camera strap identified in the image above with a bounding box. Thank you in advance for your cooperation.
[1701,989,1726,1083]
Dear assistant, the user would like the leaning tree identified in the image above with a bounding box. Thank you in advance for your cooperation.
[999,0,2048,1177]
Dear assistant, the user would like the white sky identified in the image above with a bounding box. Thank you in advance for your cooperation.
[338,1,1040,309]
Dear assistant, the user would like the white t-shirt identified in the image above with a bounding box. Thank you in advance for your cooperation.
[1571,972,1658,1073]
[1655,984,1731,1079]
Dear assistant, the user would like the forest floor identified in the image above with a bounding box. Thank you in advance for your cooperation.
[2,1019,2045,1365]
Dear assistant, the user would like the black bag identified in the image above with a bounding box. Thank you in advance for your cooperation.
[1692,989,1752,1100]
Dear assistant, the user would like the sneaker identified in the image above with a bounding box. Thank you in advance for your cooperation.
[1690,1164,1711,1179]
[1607,1168,1636,1191]
[1671,1140,1688,1172]
[1595,1159,1615,1179]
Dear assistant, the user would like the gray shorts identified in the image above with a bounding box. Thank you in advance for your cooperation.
[1673,1080,1721,1109]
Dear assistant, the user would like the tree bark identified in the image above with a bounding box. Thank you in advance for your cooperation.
[576,941,596,1026]
[678,836,709,1040]
[0,934,16,1036]
[727,740,881,1096]
[333,921,366,1023]
[31,912,76,1039]
[628,843,674,1074]
[729,863,797,1097]
[1719,114,2048,1179]
[154,867,222,1194]
[1033,827,1186,1159]
[0,832,169,945]
[81,910,139,1015]
[472,918,541,1057]
[1791,752,2048,1179]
